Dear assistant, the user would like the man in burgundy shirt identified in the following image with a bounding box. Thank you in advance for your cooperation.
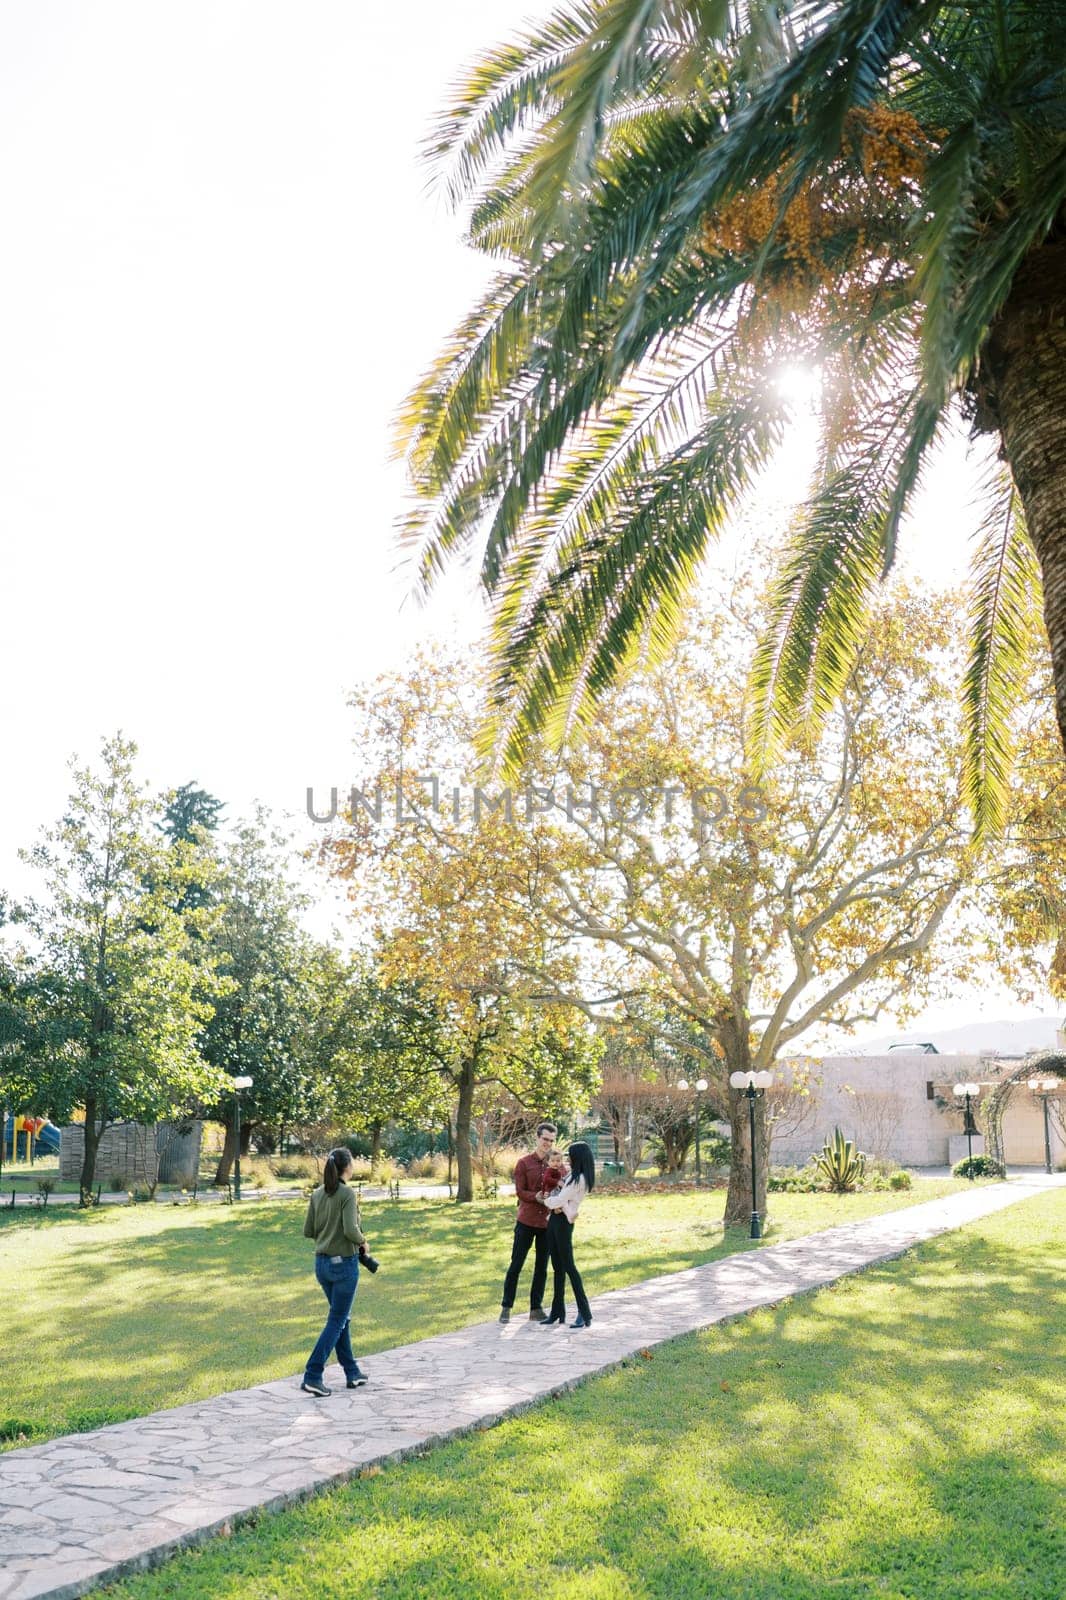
[499,1121,557,1323]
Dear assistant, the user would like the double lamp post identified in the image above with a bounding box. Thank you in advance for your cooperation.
[1027,1076,1059,1175]
[953,1080,980,1174]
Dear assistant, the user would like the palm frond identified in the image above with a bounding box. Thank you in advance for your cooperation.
[481,379,787,773]
[748,403,913,768]
[963,476,1043,837]
[426,5,599,208]
[522,0,730,239]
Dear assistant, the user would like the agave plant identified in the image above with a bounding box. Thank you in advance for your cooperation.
[400,0,1066,831]
[814,1127,867,1193]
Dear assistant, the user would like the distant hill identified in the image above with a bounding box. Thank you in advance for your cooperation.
[837,1016,1064,1058]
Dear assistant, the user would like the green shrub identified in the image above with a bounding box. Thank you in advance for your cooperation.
[0,1417,43,1443]
[108,1173,126,1192]
[700,1133,732,1170]
[952,1154,1005,1180]
[889,1169,912,1190]
[768,1164,825,1192]
[814,1128,866,1193]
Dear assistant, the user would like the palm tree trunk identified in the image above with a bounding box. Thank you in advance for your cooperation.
[982,244,1066,745]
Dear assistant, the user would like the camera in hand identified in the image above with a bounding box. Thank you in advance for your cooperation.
[358,1245,379,1274]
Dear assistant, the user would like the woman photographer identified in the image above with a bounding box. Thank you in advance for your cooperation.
[300,1146,370,1396]
[541,1141,595,1329]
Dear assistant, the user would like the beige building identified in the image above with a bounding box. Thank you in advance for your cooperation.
[770,1052,1065,1170]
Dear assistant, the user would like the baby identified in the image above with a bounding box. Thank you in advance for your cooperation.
[540,1149,569,1198]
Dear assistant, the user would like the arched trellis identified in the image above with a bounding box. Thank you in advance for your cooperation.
[983,1053,1066,1167]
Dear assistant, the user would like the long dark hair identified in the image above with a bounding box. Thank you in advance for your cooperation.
[565,1141,595,1192]
[323,1146,353,1195]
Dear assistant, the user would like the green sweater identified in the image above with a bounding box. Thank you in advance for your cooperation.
[303,1181,366,1255]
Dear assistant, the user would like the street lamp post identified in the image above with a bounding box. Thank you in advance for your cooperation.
[678,1077,710,1183]
[231,1076,253,1201]
[729,1070,773,1237]
[953,1081,980,1174]
[1026,1077,1059,1175]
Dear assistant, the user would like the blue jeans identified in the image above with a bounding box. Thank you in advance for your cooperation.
[305,1254,360,1384]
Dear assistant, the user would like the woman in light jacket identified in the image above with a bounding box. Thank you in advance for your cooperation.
[541,1141,595,1328]
[300,1146,369,1396]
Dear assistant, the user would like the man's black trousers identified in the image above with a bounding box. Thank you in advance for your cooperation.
[501,1221,549,1310]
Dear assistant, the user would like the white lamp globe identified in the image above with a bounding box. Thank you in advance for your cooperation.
[696,1078,709,1093]
[677,1079,689,1092]
[953,1083,966,1097]
[1027,1078,1041,1092]
[729,1071,748,1089]
[756,1070,774,1089]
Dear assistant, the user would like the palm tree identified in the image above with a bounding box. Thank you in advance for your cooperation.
[399,0,1066,831]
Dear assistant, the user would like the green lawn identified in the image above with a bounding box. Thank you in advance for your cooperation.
[95,1187,1066,1600]
[0,1182,967,1449]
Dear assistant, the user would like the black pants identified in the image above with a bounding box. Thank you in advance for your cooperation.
[547,1211,591,1322]
[501,1221,549,1310]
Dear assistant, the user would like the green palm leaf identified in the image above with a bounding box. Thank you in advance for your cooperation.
[963,476,1044,838]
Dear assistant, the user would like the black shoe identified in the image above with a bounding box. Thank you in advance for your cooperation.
[542,1312,565,1326]
[570,1315,592,1329]
[346,1368,368,1388]
[300,1379,331,1397]
[499,1307,511,1324]
[528,1307,548,1322]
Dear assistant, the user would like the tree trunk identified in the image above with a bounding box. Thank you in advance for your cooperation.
[454,1059,475,1203]
[369,1121,383,1173]
[80,1095,105,1206]
[723,1086,769,1226]
[214,1116,237,1185]
[980,241,1066,748]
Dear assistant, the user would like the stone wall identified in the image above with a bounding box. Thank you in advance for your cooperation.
[60,1121,202,1188]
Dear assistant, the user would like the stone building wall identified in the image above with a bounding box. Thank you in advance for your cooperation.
[769,1054,1017,1168]
[770,1052,1065,1168]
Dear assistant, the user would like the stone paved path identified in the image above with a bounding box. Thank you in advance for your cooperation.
[2,1174,1061,1600]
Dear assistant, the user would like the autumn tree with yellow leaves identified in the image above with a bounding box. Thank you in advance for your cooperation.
[317,663,601,1202]
[316,565,1030,1223]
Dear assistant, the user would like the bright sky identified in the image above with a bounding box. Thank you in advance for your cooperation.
[0,3,1050,1040]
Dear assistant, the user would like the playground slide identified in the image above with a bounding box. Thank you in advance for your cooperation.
[3,1115,60,1160]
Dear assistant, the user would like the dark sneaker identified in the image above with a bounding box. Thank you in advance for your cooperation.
[346,1368,369,1388]
[498,1307,511,1323]
[300,1379,331,1397]
[528,1307,548,1322]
